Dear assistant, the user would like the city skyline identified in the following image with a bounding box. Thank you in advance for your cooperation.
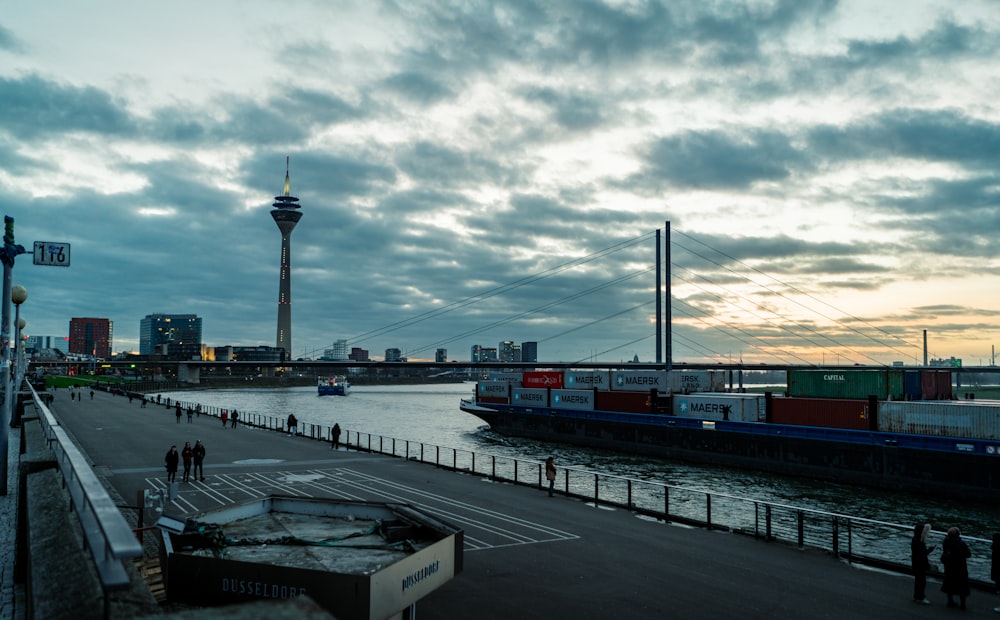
[3,2,1000,365]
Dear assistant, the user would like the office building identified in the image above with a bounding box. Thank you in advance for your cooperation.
[139,314,203,359]
[499,340,521,363]
[349,347,370,362]
[68,318,113,359]
[471,344,498,363]
[384,348,404,362]
[435,348,447,363]
[521,341,538,363]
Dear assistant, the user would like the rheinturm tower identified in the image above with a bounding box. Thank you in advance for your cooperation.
[271,157,302,360]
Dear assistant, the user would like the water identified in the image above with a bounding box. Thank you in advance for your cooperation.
[154,382,1000,545]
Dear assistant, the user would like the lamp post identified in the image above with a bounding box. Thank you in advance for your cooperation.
[11,286,26,428]
[0,216,25,495]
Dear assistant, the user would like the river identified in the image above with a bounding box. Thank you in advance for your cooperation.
[153,382,1000,547]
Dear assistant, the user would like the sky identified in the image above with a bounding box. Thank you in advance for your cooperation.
[1,0,999,366]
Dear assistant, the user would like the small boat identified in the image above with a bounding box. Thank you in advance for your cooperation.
[317,375,351,396]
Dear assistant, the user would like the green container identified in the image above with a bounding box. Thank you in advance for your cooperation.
[787,369,905,400]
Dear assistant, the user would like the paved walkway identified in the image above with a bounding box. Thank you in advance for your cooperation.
[13,388,1000,618]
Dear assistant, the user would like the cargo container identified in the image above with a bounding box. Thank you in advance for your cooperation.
[564,370,611,389]
[523,371,563,389]
[477,382,511,399]
[877,400,1000,440]
[511,388,548,407]
[904,371,922,401]
[550,389,595,411]
[486,372,523,384]
[921,370,952,400]
[786,369,904,400]
[672,393,765,422]
[610,370,667,392]
[771,397,871,430]
[667,371,726,394]
[595,390,655,414]
[476,396,510,404]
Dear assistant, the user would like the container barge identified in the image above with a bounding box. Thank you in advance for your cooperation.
[460,368,1000,501]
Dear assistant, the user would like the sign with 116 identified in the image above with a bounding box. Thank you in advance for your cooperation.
[33,241,71,267]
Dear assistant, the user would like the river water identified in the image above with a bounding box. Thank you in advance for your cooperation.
[154,382,1000,554]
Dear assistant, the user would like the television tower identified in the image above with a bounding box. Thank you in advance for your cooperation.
[271,156,302,360]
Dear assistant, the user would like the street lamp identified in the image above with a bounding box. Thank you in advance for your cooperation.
[10,285,26,427]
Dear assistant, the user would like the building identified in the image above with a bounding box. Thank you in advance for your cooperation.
[139,314,203,359]
[321,340,348,361]
[498,340,520,363]
[349,347,370,362]
[271,158,303,361]
[435,348,448,363]
[384,348,404,362]
[25,336,69,354]
[232,346,284,362]
[521,341,538,363]
[68,318,113,359]
[471,344,498,363]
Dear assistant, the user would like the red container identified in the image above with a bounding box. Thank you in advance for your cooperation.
[921,370,952,400]
[523,371,563,389]
[477,396,509,404]
[595,390,653,414]
[771,397,870,430]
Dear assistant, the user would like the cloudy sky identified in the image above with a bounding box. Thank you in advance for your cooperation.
[2,0,999,366]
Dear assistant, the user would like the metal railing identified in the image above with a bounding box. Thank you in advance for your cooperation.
[28,383,143,591]
[146,391,997,587]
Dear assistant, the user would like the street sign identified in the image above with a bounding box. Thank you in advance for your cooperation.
[33,241,71,267]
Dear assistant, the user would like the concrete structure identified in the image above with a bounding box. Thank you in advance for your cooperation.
[271,158,302,361]
[139,314,202,358]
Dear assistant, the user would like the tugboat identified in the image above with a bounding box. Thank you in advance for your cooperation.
[318,375,351,396]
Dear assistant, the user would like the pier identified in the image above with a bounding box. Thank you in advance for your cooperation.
[3,387,999,619]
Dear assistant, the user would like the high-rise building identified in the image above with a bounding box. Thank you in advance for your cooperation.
[384,348,404,362]
[68,318,113,359]
[435,348,447,363]
[499,340,521,363]
[139,314,203,359]
[322,339,348,361]
[349,347,370,362]
[471,344,498,362]
[271,157,302,361]
[521,341,538,363]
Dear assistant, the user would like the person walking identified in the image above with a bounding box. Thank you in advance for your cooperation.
[89,389,94,400]
[288,414,298,436]
[910,523,934,605]
[193,440,206,481]
[941,526,972,609]
[221,410,228,427]
[181,442,194,482]
[545,456,557,497]
[186,406,194,423]
[164,445,179,483]
[141,396,147,408]
[175,403,182,424]
[231,410,239,428]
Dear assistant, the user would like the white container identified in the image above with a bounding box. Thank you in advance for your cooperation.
[551,389,595,411]
[877,400,1000,440]
[610,370,668,392]
[564,371,611,389]
[477,382,511,398]
[511,388,548,407]
[485,372,522,384]
[668,371,727,394]
[672,393,765,422]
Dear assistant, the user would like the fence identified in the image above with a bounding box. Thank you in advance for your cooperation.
[137,390,997,588]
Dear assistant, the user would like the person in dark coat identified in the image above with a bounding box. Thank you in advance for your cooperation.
[193,440,206,481]
[164,445,179,483]
[910,523,934,604]
[331,423,341,449]
[545,456,557,497]
[940,526,972,609]
[181,442,194,482]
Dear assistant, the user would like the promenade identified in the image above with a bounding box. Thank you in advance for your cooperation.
[6,387,1000,619]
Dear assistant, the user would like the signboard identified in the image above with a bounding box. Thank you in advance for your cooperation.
[33,241,71,267]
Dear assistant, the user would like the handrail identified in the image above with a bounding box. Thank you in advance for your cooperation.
[28,382,143,590]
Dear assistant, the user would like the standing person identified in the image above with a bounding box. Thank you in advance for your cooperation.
[288,414,298,436]
[910,523,934,605]
[186,406,194,424]
[941,526,972,609]
[331,423,341,450]
[164,445,179,483]
[193,440,206,481]
[221,410,228,427]
[175,403,182,424]
[181,442,194,482]
[231,410,239,428]
[545,456,557,497]
[141,396,147,408]
[89,388,94,400]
